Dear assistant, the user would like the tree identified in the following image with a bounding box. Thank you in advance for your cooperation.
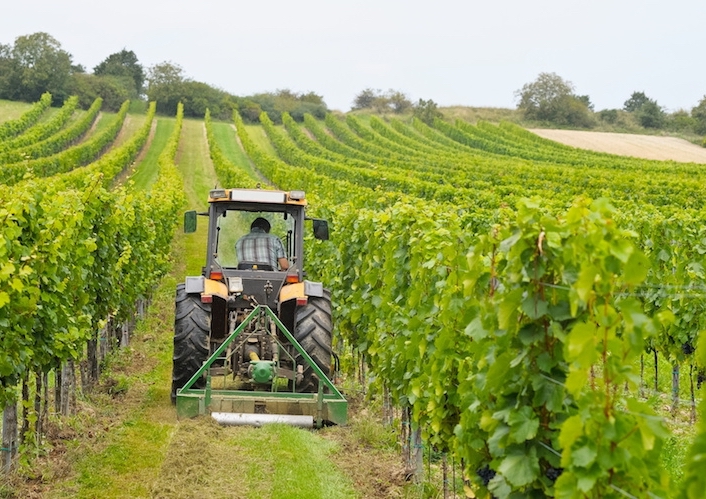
[623,91,650,112]
[388,90,413,114]
[576,95,594,111]
[414,98,443,125]
[515,72,593,127]
[0,32,73,104]
[692,96,706,135]
[351,88,412,114]
[0,44,12,98]
[237,99,263,123]
[598,109,619,124]
[636,100,665,128]
[622,91,665,129]
[93,49,145,98]
[68,73,129,111]
[242,90,327,123]
[146,61,186,115]
[665,109,696,133]
[352,88,377,110]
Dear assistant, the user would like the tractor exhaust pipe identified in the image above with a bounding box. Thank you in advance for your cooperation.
[212,412,314,428]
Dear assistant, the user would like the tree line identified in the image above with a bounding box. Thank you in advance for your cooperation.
[0,32,327,122]
[2,33,705,137]
[515,72,706,136]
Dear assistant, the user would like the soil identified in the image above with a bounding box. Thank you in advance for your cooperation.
[528,129,706,164]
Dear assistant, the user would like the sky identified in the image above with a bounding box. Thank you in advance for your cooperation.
[2,0,704,113]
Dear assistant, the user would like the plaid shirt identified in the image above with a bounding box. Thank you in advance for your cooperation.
[235,228,286,269]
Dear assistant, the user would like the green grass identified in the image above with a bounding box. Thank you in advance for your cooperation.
[110,112,147,149]
[211,121,264,181]
[176,117,215,277]
[0,99,32,122]
[129,117,175,190]
[245,124,277,157]
[47,273,179,499]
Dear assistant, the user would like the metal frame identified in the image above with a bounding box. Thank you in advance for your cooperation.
[175,305,347,427]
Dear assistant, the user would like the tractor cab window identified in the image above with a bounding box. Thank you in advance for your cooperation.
[214,209,295,270]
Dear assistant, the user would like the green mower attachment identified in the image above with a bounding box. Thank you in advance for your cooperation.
[175,305,347,428]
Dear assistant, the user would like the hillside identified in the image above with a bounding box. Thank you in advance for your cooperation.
[1,98,705,498]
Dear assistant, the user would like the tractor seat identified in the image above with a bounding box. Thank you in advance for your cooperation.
[237,261,274,271]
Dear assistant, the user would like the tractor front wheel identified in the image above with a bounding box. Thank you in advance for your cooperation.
[171,283,210,403]
[292,290,333,393]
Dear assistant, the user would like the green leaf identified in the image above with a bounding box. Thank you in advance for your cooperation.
[609,238,633,263]
[464,317,486,340]
[559,415,584,449]
[572,444,597,468]
[623,250,650,285]
[497,447,539,487]
[498,288,523,329]
[566,321,597,363]
[574,265,597,302]
[508,406,539,443]
[521,295,548,320]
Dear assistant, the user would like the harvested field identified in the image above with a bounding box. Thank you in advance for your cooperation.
[529,129,706,163]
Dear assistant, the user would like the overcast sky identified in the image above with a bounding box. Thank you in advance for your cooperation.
[2,0,704,112]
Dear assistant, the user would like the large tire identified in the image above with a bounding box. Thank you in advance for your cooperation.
[171,283,210,403]
[292,290,333,393]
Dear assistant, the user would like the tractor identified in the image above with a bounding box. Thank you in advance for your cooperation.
[171,188,346,427]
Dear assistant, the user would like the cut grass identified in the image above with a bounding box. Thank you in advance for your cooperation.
[153,421,359,499]
[128,117,175,191]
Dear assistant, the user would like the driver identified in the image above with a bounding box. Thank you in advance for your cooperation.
[235,217,289,270]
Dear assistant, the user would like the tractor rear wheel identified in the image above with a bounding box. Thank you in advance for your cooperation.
[171,283,210,403]
[292,290,333,393]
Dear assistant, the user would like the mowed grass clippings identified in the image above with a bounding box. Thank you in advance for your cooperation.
[153,420,359,499]
[320,411,408,499]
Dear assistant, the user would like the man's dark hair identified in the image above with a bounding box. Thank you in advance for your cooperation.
[251,217,271,232]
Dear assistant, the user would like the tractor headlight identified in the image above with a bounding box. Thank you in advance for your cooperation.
[209,189,227,199]
[228,276,243,294]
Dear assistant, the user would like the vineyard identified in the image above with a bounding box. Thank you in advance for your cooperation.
[1,95,706,498]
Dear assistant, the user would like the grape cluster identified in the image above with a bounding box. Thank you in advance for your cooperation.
[476,465,496,487]
[682,342,695,355]
[545,466,563,482]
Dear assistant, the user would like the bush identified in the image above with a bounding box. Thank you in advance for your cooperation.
[68,73,130,111]
[665,110,696,132]
[598,109,619,124]
[414,98,443,125]
[351,88,413,114]
[515,72,594,128]
[692,96,706,135]
[289,101,327,121]
[636,101,665,128]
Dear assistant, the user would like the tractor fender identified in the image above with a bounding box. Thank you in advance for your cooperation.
[184,276,229,299]
[279,280,324,303]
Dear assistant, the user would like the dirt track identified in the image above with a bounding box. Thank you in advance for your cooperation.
[529,129,706,164]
